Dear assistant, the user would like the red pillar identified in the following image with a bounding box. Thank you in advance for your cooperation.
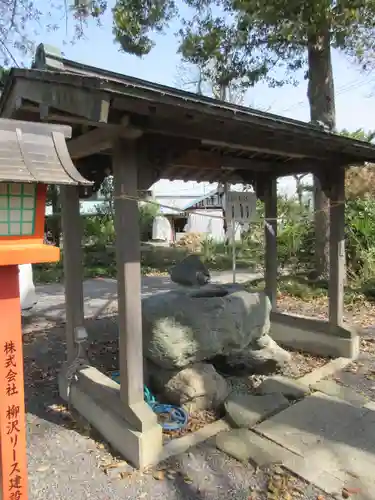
[0,265,28,500]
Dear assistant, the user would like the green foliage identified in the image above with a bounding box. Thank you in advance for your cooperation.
[340,128,375,200]
[36,188,375,309]
[341,128,375,143]
[345,198,375,280]
[0,67,10,87]
[81,201,158,246]
[0,1,107,64]
[97,176,114,216]
[177,11,274,94]
[112,0,375,89]
[113,0,177,56]
[139,202,158,240]
[83,214,115,246]
[276,196,313,269]
[230,0,375,70]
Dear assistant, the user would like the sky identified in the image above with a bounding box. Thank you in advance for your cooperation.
[18,1,375,198]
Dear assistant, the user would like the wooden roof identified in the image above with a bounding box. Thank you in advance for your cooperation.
[0,118,92,185]
[1,43,375,186]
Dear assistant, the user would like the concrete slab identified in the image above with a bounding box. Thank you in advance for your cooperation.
[256,375,310,400]
[224,393,289,428]
[216,428,284,466]
[255,392,375,497]
[58,366,163,469]
[311,379,370,407]
[256,392,369,456]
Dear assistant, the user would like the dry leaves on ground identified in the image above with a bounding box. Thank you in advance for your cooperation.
[277,293,375,329]
[284,350,328,379]
[163,409,219,441]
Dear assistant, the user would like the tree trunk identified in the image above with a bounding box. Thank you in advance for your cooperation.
[294,174,306,207]
[307,23,335,278]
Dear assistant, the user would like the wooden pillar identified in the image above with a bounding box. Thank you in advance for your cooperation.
[60,185,85,362]
[264,177,278,310]
[328,167,345,326]
[112,137,157,431]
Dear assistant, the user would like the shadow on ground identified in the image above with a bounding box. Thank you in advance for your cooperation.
[23,275,375,499]
[23,313,269,499]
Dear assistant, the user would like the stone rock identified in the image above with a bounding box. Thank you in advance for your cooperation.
[224,393,289,428]
[224,335,292,374]
[169,255,210,287]
[216,429,279,466]
[148,362,229,411]
[142,284,291,371]
[257,375,310,400]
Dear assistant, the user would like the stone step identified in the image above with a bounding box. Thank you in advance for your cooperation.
[224,392,290,429]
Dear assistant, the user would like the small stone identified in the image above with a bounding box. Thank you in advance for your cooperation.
[273,465,284,476]
[272,477,283,489]
[169,254,210,286]
[225,393,289,428]
[166,469,177,478]
[216,429,252,462]
[36,465,50,472]
[104,460,133,479]
[341,487,362,498]
[257,376,310,400]
[149,362,229,411]
[152,469,165,480]
[119,471,132,480]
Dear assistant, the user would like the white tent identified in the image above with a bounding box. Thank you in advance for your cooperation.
[19,264,37,311]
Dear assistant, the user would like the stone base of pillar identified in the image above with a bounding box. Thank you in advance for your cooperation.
[270,312,360,359]
[58,366,163,469]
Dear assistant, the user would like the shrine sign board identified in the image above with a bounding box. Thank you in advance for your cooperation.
[0,118,92,500]
[224,191,257,283]
[224,191,257,226]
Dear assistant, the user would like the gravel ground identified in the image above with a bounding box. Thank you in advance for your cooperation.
[328,325,375,400]
[22,277,375,499]
[23,314,334,499]
[27,411,332,500]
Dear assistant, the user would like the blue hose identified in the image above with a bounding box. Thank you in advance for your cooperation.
[111,371,188,431]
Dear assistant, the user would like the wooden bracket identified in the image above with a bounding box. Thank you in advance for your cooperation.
[313,165,345,199]
[5,79,111,123]
[67,119,143,160]
[253,173,276,202]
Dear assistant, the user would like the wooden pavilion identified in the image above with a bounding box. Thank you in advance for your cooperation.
[1,43,375,468]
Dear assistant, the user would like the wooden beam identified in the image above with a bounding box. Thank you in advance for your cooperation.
[263,176,278,310]
[14,100,112,127]
[170,149,323,176]
[202,139,307,159]
[67,119,143,159]
[112,137,157,432]
[139,116,342,163]
[68,127,119,159]
[60,185,85,362]
[170,149,259,170]
[328,166,345,326]
[4,79,111,123]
